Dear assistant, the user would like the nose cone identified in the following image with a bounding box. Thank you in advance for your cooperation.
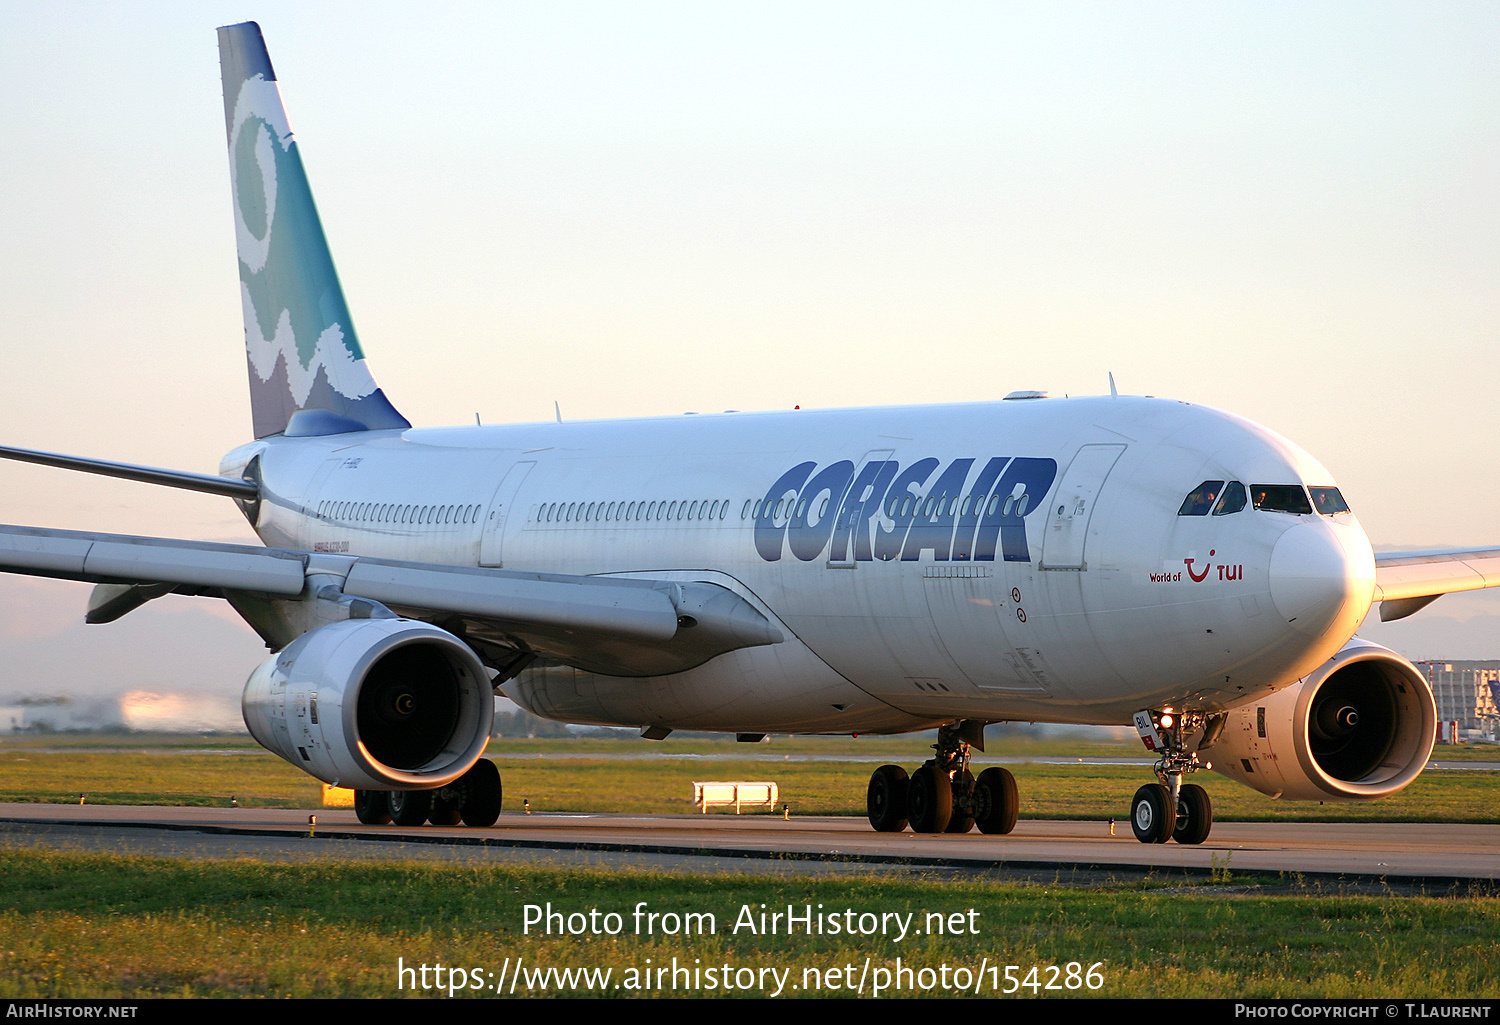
[1268,519,1375,639]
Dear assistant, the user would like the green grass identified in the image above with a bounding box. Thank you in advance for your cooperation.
[0,750,323,809]
[0,847,1495,998]
[1425,743,1500,761]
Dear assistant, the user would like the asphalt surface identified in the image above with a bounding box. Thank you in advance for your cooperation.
[0,803,1495,890]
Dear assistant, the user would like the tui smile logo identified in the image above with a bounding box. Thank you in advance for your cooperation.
[1184,549,1215,582]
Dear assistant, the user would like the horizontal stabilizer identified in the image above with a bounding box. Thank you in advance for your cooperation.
[0,444,259,501]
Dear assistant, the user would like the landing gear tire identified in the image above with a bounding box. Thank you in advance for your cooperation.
[1130,784,1176,844]
[429,791,463,826]
[354,789,392,825]
[867,764,910,832]
[945,770,976,833]
[1172,783,1212,845]
[908,764,953,834]
[389,789,433,827]
[974,766,1019,835]
[459,758,503,827]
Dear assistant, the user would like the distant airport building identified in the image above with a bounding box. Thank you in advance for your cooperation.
[0,696,106,733]
[0,692,243,733]
[1417,661,1500,743]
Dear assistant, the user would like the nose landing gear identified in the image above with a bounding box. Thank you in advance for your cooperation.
[1130,710,1218,844]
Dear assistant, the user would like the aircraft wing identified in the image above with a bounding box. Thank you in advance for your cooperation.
[1373,547,1500,621]
[0,524,781,676]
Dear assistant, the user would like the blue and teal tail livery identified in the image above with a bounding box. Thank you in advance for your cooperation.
[217,22,409,439]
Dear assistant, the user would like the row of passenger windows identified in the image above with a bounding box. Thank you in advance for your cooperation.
[1178,481,1350,517]
[318,500,481,527]
[533,498,736,524]
[320,485,1046,531]
[533,487,1031,528]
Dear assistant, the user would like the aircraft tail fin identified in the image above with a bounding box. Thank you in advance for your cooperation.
[217,22,410,439]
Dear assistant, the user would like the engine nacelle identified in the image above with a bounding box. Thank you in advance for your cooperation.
[243,618,494,789]
[1206,638,1436,802]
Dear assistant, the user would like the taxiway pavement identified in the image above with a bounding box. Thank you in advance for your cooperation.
[0,803,1493,886]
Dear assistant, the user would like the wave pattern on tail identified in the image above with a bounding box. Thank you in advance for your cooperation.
[218,22,409,439]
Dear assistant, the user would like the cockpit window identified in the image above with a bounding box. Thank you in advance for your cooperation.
[1250,484,1312,515]
[1212,481,1247,516]
[1308,487,1350,516]
[1177,481,1224,516]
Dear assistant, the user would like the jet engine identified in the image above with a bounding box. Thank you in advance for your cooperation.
[243,618,494,789]
[1205,638,1436,802]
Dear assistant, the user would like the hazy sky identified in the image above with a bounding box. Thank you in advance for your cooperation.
[2,2,1498,703]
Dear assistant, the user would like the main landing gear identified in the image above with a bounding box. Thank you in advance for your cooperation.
[867,721,1019,835]
[1129,709,1219,845]
[353,758,503,828]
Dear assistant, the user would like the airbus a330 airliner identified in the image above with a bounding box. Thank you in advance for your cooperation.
[3,23,1496,843]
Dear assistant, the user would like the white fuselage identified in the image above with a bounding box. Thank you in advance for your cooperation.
[225,395,1376,735]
